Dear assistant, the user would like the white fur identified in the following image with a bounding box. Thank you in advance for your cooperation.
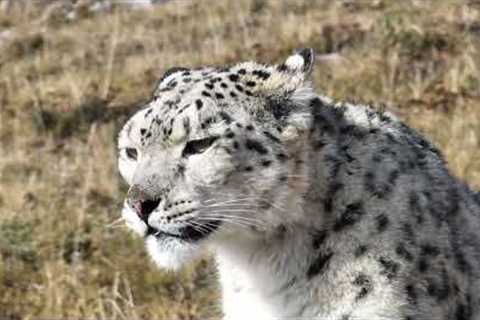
[146,236,203,270]
[285,54,306,70]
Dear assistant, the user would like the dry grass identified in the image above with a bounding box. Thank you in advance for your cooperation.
[0,0,479,319]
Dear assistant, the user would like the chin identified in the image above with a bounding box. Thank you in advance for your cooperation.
[145,234,206,270]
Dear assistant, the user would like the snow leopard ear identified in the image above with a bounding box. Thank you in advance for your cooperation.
[279,48,315,77]
[159,66,189,82]
[259,48,315,98]
[152,66,190,97]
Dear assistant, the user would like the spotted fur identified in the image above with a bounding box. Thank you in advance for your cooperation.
[118,49,480,320]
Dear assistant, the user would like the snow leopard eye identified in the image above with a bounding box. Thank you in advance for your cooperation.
[125,148,138,161]
[182,136,218,157]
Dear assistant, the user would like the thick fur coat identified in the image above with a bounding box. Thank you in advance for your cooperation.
[118,49,480,320]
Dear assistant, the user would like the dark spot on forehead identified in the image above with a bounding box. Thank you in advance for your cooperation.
[263,130,280,143]
[333,201,365,231]
[277,63,288,72]
[355,245,368,257]
[312,230,328,249]
[406,284,417,304]
[402,222,416,242]
[353,274,373,301]
[266,99,292,121]
[453,249,470,274]
[219,111,233,124]
[261,160,272,167]
[418,258,428,273]
[182,118,191,135]
[245,139,268,154]
[378,257,399,280]
[238,69,247,75]
[252,69,271,80]
[427,272,450,301]
[396,243,414,262]
[195,99,203,110]
[145,108,153,117]
[228,74,239,82]
[375,214,389,233]
[306,250,333,280]
[276,153,288,162]
[421,244,440,257]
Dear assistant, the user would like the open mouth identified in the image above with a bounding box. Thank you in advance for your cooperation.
[146,220,221,242]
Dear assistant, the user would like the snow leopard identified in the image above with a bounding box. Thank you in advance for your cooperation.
[117,49,480,320]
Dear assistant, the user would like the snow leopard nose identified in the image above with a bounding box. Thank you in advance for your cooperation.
[127,185,161,221]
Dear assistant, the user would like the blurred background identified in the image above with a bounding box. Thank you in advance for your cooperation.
[0,0,479,319]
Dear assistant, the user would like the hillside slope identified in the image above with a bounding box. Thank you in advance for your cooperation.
[0,0,479,318]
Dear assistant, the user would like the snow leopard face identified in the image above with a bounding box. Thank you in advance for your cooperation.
[118,49,316,269]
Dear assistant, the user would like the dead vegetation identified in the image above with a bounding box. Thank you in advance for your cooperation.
[0,0,479,318]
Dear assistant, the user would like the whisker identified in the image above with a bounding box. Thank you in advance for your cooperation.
[201,209,261,216]
[200,205,261,211]
[105,217,125,229]
[180,220,212,236]
[193,218,239,234]
[199,213,268,227]
[185,220,214,235]
[203,197,259,205]
[199,210,265,221]
[202,212,265,223]
[195,217,259,230]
